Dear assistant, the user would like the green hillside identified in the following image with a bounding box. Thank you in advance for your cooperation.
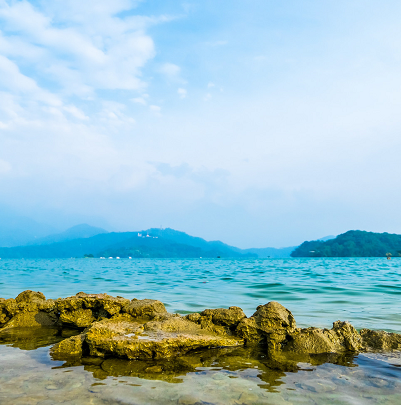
[0,229,257,259]
[291,230,401,257]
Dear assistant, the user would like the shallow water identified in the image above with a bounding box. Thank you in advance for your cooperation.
[1,343,400,405]
[1,258,401,404]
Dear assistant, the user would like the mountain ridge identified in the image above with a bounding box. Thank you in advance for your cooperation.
[26,224,108,246]
[0,227,295,258]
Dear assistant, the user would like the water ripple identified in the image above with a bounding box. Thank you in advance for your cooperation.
[0,257,400,332]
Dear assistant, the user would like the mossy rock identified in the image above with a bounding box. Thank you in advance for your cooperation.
[51,333,86,359]
[360,329,401,351]
[123,298,167,320]
[85,316,243,360]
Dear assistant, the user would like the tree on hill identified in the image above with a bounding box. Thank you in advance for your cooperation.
[291,230,401,257]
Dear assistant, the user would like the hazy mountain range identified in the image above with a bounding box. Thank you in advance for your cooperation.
[1,215,395,258]
[0,224,295,259]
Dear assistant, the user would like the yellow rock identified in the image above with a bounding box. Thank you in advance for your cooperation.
[85,316,243,360]
[51,333,86,359]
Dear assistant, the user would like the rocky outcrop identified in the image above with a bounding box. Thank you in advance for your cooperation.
[283,321,363,354]
[51,333,86,359]
[52,314,243,360]
[0,290,57,330]
[56,292,131,328]
[123,298,166,320]
[1,291,168,330]
[236,301,296,347]
[185,306,246,336]
[360,328,401,351]
[2,290,401,367]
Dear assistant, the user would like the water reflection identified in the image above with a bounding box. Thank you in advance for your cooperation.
[0,345,400,404]
[51,345,359,392]
[0,326,78,350]
[1,327,401,404]
[0,327,359,391]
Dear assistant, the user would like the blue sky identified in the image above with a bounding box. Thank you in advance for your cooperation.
[0,0,400,247]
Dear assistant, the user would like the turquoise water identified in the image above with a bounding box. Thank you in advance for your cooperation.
[0,258,400,331]
[1,258,401,404]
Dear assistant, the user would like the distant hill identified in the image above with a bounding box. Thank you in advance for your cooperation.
[141,228,250,256]
[27,224,107,245]
[142,228,295,258]
[135,229,295,258]
[241,246,296,258]
[97,234,244,258]
[0,208,57,247]
[0,226,296,259]
[0,229,255,259]
[0,232,134,259]
[291,230,401,257]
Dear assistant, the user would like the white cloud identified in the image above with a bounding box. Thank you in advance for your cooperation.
[177,88,187,98]
[63,105,89,120]
[159,63,181,79]
[0,0,156,94]
[149,105,161,114]
[203,93,212,101]
[207,82,215,88]
[131,97,147,105]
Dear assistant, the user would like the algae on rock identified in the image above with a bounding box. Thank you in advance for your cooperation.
[84,316,243,360]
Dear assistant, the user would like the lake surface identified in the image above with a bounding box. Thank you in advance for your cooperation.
[1,258,401,404]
